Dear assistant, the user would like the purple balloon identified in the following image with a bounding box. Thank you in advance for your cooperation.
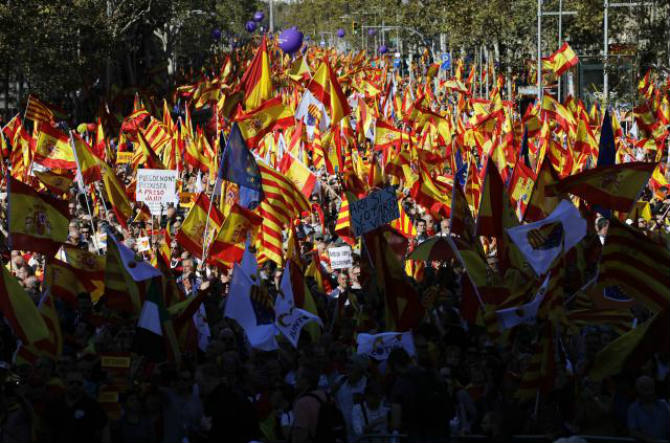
[211,28,221,41]
[368,29,376,36]
[337,28,345,38]
[278,27,304,54]
[245,21,257,32]
[253,11,264,22]
[379,45,388,54]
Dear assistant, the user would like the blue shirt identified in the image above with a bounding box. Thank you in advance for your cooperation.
[627,399,670,440]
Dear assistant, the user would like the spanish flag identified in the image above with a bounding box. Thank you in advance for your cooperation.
[553,162,657,213]
[278,152,317,198]
[0,265,49,345]
[241,35,273,111]
[374,120,407,151]
[34,123,76,169]
[8,177,69,255]
[541,42,579,77]
[236,96,294,148]
[176,193,224,259]
[33,170,73,196]
[208,203,262,266]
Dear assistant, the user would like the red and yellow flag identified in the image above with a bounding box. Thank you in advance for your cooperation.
[541,42,579,77]
[236,96,294,148]
[208,203,262,266]
[8,176,70,255]
[34,123,76,169]
[176,193,224,259]
[241,35,273,110]
[0,266,49,345]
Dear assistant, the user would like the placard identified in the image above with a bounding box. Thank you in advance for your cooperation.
[136,169,178,216]
[328,246,353,269]
[349,187,400,236]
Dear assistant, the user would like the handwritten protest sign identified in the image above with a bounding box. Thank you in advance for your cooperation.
[328,246,353,269]
[349,187,400,236]
[136,169,177,216]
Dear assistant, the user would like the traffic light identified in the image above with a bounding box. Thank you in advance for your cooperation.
[352,21,358,35]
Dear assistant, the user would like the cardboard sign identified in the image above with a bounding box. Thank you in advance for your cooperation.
[349,187,400,236]
[328,246,353,269]
[116,152,133,164]
[136,169,178,216]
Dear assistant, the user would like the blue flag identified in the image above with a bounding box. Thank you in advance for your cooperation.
[219,123,264,209]
[597,110,615,167]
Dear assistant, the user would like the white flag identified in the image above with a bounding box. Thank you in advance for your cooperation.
[506,200,586,276]
[275,264,322,348]
[496,275,549,329]
[356,332,415,361]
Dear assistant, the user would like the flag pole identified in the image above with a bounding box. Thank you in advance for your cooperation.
[70,132,99,251]
[202,131,226,261]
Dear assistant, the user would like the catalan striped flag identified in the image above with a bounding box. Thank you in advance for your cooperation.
[390,200,417,239]
[241,35,273,110]
[8,176,70,256]
[24,94,54,124]
[598,220,670,313]
[334,192,355,246]
[256,158,310,265]
[142,118,172,155]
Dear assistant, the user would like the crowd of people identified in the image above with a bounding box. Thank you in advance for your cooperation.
[0,31,667,443]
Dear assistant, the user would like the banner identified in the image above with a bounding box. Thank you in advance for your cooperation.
[136,169,178,216]
[328,245,353,269]
[350,187,399,236]
[356,331,415,360]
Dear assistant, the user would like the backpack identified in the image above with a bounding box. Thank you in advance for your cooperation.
[303,391,346,443]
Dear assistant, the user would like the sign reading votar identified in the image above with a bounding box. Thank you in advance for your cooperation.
[135,169,178,216]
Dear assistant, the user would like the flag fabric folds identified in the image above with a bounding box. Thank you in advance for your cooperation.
[598,220,670,312]
[218,123,264,209]
[8,176,70,255]
[506,200,586,276]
